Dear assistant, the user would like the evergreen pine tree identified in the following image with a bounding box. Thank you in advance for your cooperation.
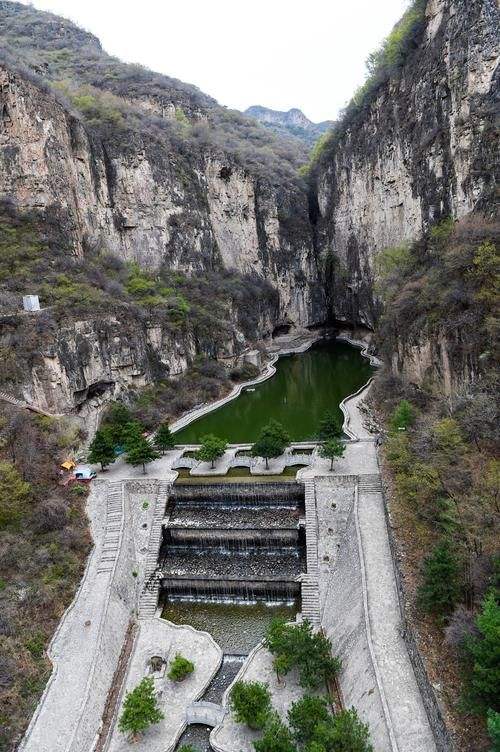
[390,399,416,432]
[118,676,164,738]
[88,429,115,470]
[418,539,461,617]
[125,434,159,474]
[466,591,500,711]
[154,422,175,454]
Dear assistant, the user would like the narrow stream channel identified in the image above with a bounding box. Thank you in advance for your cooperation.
[173,339,373,444]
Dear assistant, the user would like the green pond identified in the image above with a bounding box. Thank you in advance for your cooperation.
[174,339,373,443]
[162,600,298,655]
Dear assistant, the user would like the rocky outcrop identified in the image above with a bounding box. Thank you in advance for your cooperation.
[0,1,325,419]
[390,328,484,396]
[0,65,324,330]
[244,105,334,146]
[316,0,498,327]
[0,300,262,423]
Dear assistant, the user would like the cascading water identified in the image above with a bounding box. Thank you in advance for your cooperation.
[160,481,305,752]
[159,482,305,603]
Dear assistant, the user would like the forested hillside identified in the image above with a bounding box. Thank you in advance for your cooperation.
[371,217,499,749]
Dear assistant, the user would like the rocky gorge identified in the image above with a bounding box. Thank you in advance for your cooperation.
[0,0,497,420]
[0,1,498,751]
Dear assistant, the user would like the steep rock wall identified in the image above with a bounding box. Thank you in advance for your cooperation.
[0,59,325,417]
[316,0,498,327]
[0,66,324,330]
[0,298,268,422]
[389,328,484,396]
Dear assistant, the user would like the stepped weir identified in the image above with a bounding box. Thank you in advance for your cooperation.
[159,481,306,604]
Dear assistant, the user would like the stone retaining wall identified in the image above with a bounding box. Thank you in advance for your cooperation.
[378,467,453,752]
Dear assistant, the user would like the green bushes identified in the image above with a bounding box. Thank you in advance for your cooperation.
[118,676,164,737]
[0,461,31,530]
[417,540,461,618]
[168,653,195,681]
[226,635,370,751]
[288,696,330,744]
[389,400,416,433]
[463,591,500,712]
[229,680,272,730]
[254,715,296,752]
[310,707,373,752]
[25,632,46,660]
[265,619,341,689]
[487,709,500,751]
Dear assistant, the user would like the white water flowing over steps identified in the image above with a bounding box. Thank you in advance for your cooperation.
[302,480,320,625]
[138,481,170,619]
[97,482,124,574]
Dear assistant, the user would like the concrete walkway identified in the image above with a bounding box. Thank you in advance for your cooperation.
[357,481,437,751]
[340,380,374,440]
[315,463,437,751]
[20,482,162,752]
[20,482,127,752]
[108,619,222,752]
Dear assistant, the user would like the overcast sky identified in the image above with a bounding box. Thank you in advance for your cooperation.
[20,0,410,122]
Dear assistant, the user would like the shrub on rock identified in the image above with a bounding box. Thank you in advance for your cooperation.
[168,653,195,681]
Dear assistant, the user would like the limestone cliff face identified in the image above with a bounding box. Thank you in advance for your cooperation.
[0,51,324,415]
[316,0,498,328]
[389,329,482,396]
[0,66,323,328]
[2,302,257,424]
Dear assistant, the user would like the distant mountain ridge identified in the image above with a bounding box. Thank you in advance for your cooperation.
[244,105,335,147]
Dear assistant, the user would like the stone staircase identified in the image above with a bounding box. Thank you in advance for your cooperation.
[358,473,383,494]
[331,474,358,484]
[0,389,62,418]
[138,481,170,619]
[97,482,124,575]
[302,480,320,626]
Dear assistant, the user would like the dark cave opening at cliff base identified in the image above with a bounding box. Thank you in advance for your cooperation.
[173,339,373,443]
[73,380,115,407]
[272,323,292,336]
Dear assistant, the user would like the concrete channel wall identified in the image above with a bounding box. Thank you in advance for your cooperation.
[379,478,453,752]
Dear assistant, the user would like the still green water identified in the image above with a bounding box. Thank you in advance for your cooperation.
[174,339,372,443]
[162,600,298,654]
